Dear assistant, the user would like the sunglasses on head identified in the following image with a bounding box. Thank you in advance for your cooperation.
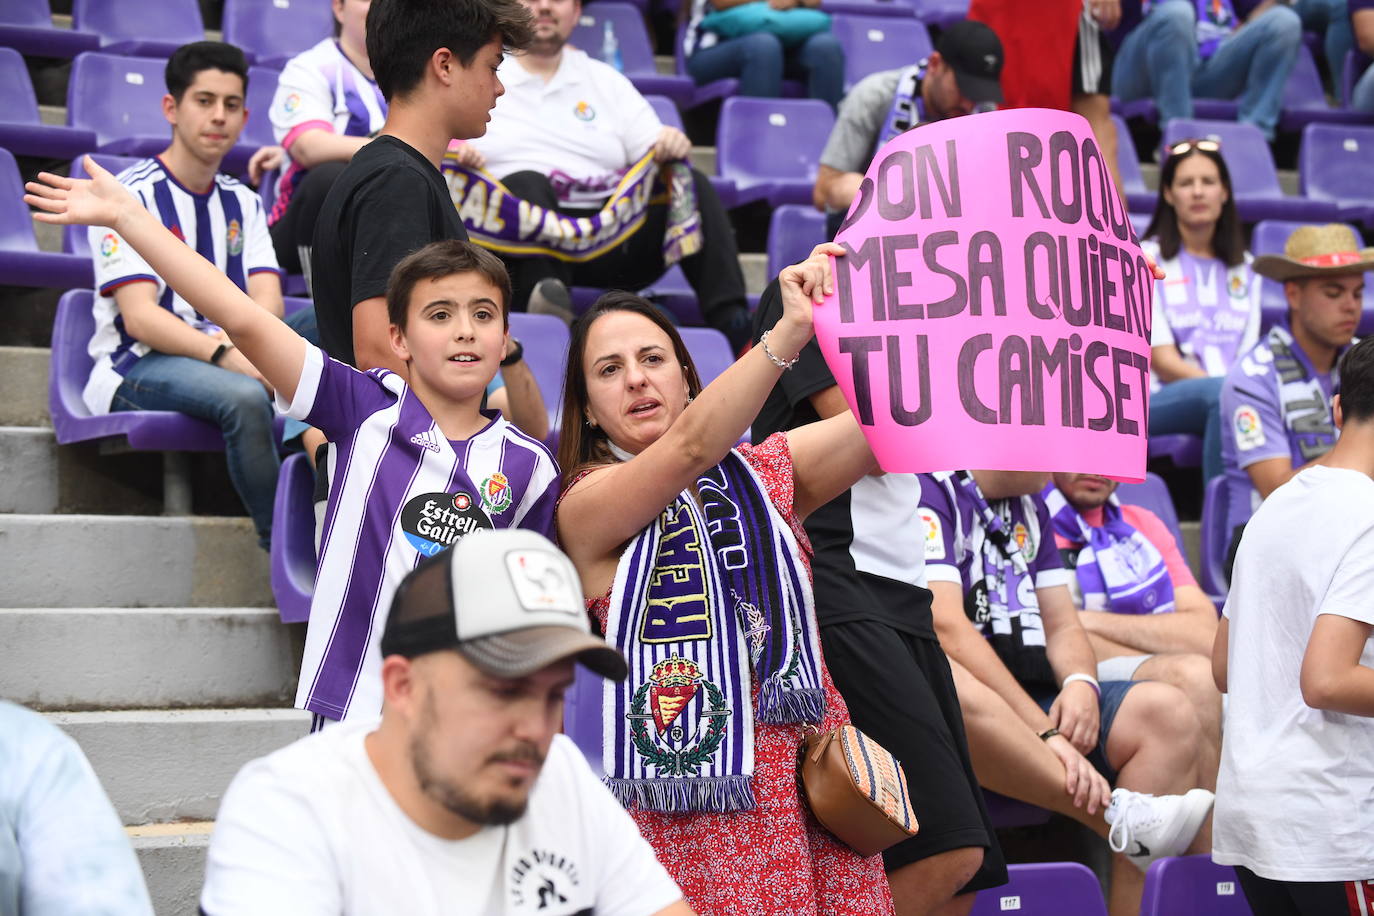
[1167,138,1221,158]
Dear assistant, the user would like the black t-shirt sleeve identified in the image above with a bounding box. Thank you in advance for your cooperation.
[346,166,445,308]
[752,279,839,410]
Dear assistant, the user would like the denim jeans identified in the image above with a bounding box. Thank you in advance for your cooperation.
[1113,0,1302,139]
[1148,375,1225,482]
[687,30,845,109]
[1355,61,1374,112]
[1292,0,1354,77]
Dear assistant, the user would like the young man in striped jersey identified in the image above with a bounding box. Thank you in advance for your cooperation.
[87,41,315,549]
[33,162,560,730]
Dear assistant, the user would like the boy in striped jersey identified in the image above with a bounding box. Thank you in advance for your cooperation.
[32,161,560,729]
[88,41,315,549]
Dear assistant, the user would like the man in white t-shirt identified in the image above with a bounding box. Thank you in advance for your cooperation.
[454,0,752,351]
[1213,335,1374,915]
[201,529,691,916]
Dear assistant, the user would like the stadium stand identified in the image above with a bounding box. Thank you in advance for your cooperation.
[221,0,333,69]
[0,0,99,58]
[1279,44,1374,132]
[62,153,141,259]
[1343,50,1373,108]
[828,13,933,92]
[1199,475,1234,600]
[1118,471,1188,555]
[0,148,93,288]
[1298,122,1374,228]
[906,0,971,28]
[568,2,695,107]
[72,0,205,59]
[1112,113,1157,214]
[1140,856,1255,916]
[0,46,97,160]
[765,203,826,280]
[968,862,1108,915]
[240,64,283,150]
[716,96,835,207]
[269,450,313,624]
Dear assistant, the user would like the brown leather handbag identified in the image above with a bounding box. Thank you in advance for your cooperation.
[798,724,920,858]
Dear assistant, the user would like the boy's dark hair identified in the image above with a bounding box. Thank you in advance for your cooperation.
[366,0,534,102]
[386,240,512,331]
[1143,146,1246,268]
[165,41,249,102]
[1338,337,1374,424]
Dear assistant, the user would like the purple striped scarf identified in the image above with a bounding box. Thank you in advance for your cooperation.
[1044,486,1175,615]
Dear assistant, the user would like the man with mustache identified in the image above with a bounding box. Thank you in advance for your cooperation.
[200,530,693,915]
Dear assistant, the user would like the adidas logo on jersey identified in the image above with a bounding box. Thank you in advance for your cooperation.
[409,428,442,454]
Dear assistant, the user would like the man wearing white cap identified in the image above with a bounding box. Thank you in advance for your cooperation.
[1219,224,1372,557]
[200,529,692,916]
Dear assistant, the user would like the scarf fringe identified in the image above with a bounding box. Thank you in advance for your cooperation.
[757,680,826,725]
[605,775,757,813]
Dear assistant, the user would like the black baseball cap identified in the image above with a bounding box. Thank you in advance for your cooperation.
[935,20,1004,107]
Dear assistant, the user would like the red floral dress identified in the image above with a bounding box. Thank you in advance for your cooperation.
[564,435,895,916]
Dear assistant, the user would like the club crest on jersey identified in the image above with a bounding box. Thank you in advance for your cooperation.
[400,491,493,556]
[1012,521,1034,557]
[627,656,728,774]
[1228,272,1247,299]
[573,100,595,121]
[226,219,244,256]
[481,471,513,514]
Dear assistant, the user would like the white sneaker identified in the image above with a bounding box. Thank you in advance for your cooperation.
[1104,787,1214,872]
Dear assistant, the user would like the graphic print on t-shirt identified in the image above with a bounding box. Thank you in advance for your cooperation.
[400,491,493,556]
[508,847,592,915]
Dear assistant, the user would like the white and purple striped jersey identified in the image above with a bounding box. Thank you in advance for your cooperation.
[85,157,280,414]
[269,38,387,224]
[280,344,560,723]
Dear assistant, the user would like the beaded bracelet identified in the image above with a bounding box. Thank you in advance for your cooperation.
[760,329,800,370]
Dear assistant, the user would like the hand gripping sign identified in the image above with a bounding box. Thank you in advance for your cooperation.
[814,109,1153,481]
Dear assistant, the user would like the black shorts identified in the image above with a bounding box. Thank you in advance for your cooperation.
[1072,6,1115,96]
[1235,866,1374,916]
[821,619,1008,893]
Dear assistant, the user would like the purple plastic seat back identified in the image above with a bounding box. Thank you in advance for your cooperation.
[904,0,969,27]
[0,0,101,58]
[0,0,50,26]
[73,0,204,56]
[508,312,571,442]
[67,52,172,153]
[1343,50,1373,108]
[569,2,656,74]
[0,147,40,254]
[1116,471,1186,554]
[243,65,283,148]
[64,153,144,257]
[563,666,606,774]
[1140,856,1255,916]
[982,791,1051,829]
[270,450,316,623]
[717,97,835,205]
[0,149,97,287]
[0,47,42,126]
[829,14,932,90]
[1280,44,1329,116]
[766,203,826,279]
[646,94,684,131]
[679,325,736,384]
[1299,123,1374,213]
[1199,475,1233,599]
[222,0,333,69]
[0,47,100,158]
[969,862,1108,916]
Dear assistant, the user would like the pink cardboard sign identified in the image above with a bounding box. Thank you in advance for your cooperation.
[814,108,1153,481]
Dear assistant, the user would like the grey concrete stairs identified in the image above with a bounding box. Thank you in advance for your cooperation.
[0,346,306,913]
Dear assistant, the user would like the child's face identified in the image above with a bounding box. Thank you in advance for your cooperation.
[390,273,507,401]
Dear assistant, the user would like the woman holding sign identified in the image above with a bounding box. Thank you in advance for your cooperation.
[1141,139,1261,482]
[553,249,896,914]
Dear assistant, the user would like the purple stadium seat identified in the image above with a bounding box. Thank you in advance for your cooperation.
[563,667,606,774]
[1117,471,1186,551]
[1199,475,1233,600]
[969,862,1108,916]
[72,0,204,59]
[48,288,225,449]
[508,312,572,442]
[717,96,835,207]
[570,3,696,107]
[0,148,94,289]
[982,792,1051,829]
[766,203,826,279]
[1280,45,1374,132]
[222,0,333,70]
[1148,434,1204,470]
[1161,119,1338,222]
[905,0,969,27]
[646,92,737,220]
[1129,210,1151,238]
[1112,113,1157,213]
[679,325,736,383]
[241,65,283,149]
[66,52,173,157]
[63,153,144,258]
[0,0,100,59]
[270,450,314,623]
[1298,123,1374,228]
[821,0,917,20]
[1141,856,1255,916]
[1342,50,1373,109]
[0,47,98,159]
[829,14,932,91]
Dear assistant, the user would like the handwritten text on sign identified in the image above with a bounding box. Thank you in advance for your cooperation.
[813,108,1153,480]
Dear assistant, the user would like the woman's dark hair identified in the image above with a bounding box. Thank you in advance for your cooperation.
[557,292,704,485]
[366,0,534,101]
[385,239,512,331]
[1143,146,1246,267]
[165,41,248,102]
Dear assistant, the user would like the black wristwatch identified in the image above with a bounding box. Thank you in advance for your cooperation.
[500,338,524,367]
[210,343,233,365]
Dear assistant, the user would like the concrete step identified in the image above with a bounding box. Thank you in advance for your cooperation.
[0,514,272,608]
[0,427,58,514]
[0,607,299,710]
[740,251,767,295]
[0,346,51,426]
[50,708,309,825]
[129,822,212,916]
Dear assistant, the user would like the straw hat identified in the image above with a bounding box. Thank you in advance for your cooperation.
[1253,224,1374,282]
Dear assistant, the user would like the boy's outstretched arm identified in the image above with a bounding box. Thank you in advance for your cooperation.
[27,157,307,402]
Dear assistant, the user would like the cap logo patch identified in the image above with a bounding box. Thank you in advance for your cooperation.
[984,53,998,71]
[506,549,580,615]
[400,491,492,556]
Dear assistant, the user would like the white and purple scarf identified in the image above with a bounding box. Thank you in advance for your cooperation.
[602,450,824,813]
[1044,486,1175,616]
[1268,324,1340,462]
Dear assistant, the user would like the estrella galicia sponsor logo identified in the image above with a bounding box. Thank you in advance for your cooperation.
[400,491,492,556]
[509,848,585,913]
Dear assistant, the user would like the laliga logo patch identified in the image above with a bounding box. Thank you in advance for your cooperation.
[226,219,244,256]
[918,508,944,560]
[572,100,595,121]
[1233,404,1265,450]
[283,92,300,114]
[400,491,492,556]
[99,233,119,258]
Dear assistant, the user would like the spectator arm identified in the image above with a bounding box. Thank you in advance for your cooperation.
[287,129,371,170]
[812,165,863,213]
[1212,617,1228,693]
[1355,9,1374,56]
[1300,613,1374,715]
[114,282,221,362]
[488,350,549,441]
[1151,344,1207,382]
[352,296,408,375]
[1076,588,1218,656]
[1039,583,1102,684]
[787,409,877,521]
[247,270,284,319]
[1244,454,1318,499]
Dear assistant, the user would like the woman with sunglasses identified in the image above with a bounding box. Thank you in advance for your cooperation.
[1141,138,1261,482]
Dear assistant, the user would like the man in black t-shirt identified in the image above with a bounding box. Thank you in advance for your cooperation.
[310,0,534,373]
[751,280,1009,912]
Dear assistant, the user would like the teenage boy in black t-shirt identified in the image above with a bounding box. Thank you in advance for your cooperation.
[311,0,534,372]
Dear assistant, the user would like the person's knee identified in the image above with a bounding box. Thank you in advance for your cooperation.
[736,30,784,65]
[889,846,984,897]
[802,31,843,66]
[219,375,274,430]
[1255,4,1302,46]
[1123,681,1202,746]
[1152,0,1198,40]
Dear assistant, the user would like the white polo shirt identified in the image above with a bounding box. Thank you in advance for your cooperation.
[470,49,661,207]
